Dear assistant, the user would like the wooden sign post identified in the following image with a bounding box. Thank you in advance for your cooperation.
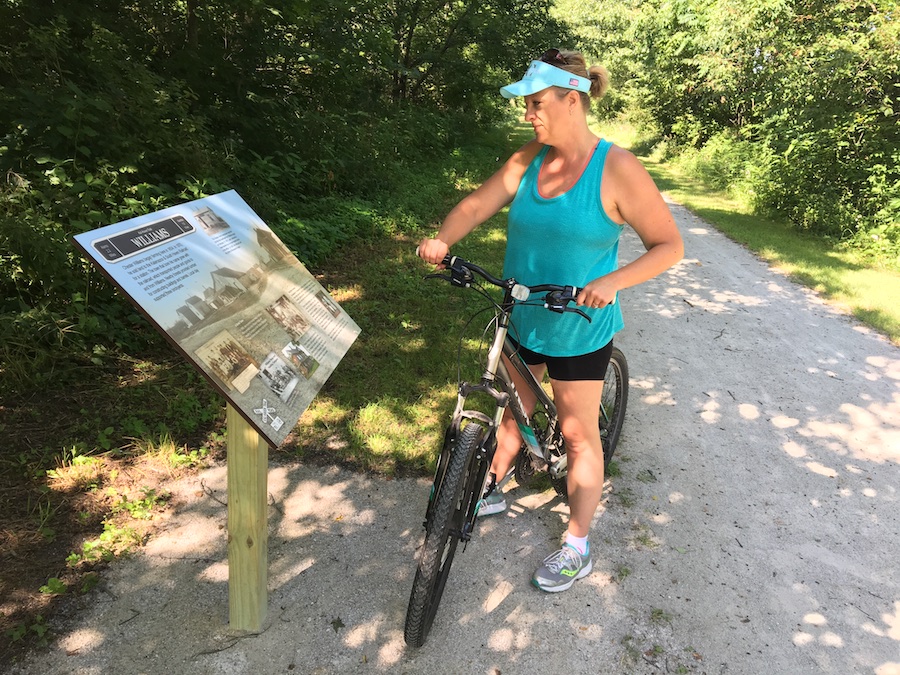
[226,404,269,631]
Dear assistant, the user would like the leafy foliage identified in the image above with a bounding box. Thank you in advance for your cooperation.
[563,0,899,263]
[0,1,572,393]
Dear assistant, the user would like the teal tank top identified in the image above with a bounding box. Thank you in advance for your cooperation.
[502,139,624,357]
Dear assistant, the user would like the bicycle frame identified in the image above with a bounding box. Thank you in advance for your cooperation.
[438,279,565,544]
[405,253,628,648]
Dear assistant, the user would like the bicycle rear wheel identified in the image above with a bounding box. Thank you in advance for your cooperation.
[600,347,628,466]
[404,422,484,647]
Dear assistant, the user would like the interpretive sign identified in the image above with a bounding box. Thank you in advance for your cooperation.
[73,190,361,448]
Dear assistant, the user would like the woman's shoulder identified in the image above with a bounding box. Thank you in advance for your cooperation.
[495,140,544,185]
[508,139,545,165]
[603,143,644,173]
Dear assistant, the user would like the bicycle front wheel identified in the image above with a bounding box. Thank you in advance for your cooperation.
[404,422,484,647]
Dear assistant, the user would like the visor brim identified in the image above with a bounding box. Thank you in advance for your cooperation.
[499,60,591,99]
[499,80,553,99]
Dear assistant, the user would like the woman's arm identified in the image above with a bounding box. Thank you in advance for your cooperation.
[578,146,684,308]
[417,141,542,264]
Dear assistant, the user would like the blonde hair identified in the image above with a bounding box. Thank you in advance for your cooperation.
[554,50,610,109]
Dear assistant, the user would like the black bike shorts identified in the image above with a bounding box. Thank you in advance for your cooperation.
[509,338,614,382]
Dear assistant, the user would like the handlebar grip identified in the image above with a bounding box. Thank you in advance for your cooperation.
[415,244,454,267]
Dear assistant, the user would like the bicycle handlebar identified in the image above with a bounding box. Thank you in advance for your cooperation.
[425,252,591,321]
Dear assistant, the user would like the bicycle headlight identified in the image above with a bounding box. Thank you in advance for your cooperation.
[512,283,530,301]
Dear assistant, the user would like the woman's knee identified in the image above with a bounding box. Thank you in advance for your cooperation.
[560,417,601,451]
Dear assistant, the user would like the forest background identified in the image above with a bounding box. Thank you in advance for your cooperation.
[0,0,898,656]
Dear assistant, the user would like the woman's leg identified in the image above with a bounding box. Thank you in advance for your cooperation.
[489,355,547,480]
[550,378,605,538]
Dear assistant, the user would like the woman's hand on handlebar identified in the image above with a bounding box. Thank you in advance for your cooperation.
[576,275,619,309]
[417,238,450,267]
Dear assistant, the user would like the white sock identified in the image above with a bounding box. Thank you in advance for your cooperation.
[564,533,589,555]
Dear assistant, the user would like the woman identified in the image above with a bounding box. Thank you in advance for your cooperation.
[417,49,683,592]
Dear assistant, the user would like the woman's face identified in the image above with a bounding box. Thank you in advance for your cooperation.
[523,88,575,143]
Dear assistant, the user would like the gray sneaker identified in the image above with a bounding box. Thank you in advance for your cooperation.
[475,488,507,516]
[532,544,592,592]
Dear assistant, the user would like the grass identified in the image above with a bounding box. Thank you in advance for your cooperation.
[593,120,900,344]
[284,123,536,474]
[287,217,511,474]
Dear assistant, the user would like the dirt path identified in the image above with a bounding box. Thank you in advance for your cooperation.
[8,202,899,675]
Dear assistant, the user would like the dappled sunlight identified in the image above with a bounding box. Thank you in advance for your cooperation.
[650,511,673,525]
[343,616,382,647]
[58,628,105,653]
[738,403,760,420]
[866,355,900,380]
[198,560,228,583]
[375,637,405,669]
[487,625,530,651]
[699,397,720,424]
[783,441,807,459]
[482,579,514,613]
[804,461,839,479]
[799,399,900,465]
[778,578,898,668]
[632,376,678,407]
[611,194,900,674]
[569,619,604,641]
[791,611,846,649]
[879,602,900,641]
[772,415,800,429]
[666,288,768,314]
[328,284,363,304]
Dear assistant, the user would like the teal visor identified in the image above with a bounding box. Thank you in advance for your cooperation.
[500,60,591,99]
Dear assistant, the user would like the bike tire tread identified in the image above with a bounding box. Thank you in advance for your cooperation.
[404,422,483,647]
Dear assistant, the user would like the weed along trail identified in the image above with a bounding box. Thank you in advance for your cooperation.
[9,201,900,675]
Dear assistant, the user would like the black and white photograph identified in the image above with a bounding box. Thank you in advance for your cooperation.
[257,351,299,402]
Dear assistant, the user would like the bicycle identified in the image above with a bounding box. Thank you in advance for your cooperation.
[403,253,629,647]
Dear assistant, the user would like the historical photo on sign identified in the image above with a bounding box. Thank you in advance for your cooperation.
[72,190,361,447]
[282,342,319,379]
[257,351,300,402]
[266,295,311,341]
[194,330,259,394]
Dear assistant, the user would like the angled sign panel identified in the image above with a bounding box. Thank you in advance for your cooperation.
[73,190,360,447]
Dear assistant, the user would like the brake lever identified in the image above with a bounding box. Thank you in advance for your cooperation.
[544,288,577,313]
[424,273,453,283]
[569,307,592,322]
[543,288,592,322]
